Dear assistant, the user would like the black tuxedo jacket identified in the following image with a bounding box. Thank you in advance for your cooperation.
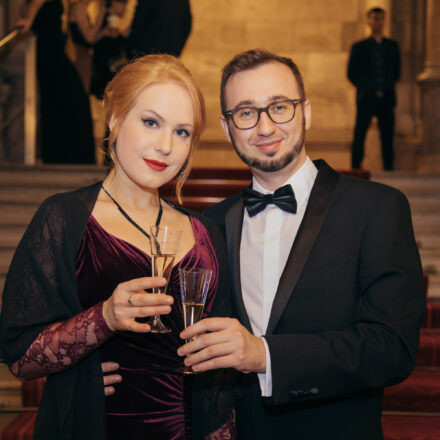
[348,37,400,105]
[204,160,425,440]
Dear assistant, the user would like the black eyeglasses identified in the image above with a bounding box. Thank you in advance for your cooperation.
[224,98,305,130]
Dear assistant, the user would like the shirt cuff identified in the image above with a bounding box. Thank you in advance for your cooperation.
[257,337,272,397]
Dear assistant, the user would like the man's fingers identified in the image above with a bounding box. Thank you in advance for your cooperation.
[103,373,122,387]
[190,354,238,373]
[180,317,238,339]
[105,386,115,396]
[101,361,119,373]
[183,342,233,366]
[178,331,231,356]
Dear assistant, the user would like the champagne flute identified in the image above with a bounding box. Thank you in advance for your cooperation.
[147,226,182,333]
[179,268,212,374]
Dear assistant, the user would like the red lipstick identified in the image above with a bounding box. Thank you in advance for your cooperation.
[144,159,168,172]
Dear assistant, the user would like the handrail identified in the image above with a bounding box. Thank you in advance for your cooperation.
[0,29,20,50]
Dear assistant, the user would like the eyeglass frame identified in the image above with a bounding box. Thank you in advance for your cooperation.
[223,98,306,130]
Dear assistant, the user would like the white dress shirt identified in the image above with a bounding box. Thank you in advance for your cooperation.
[240,156,318,396]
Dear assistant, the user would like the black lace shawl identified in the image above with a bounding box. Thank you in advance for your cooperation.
[0,182,238,439]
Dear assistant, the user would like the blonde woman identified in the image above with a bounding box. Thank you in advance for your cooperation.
[0,54,236,439]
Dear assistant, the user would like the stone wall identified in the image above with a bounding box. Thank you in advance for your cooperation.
[180,0,424,170]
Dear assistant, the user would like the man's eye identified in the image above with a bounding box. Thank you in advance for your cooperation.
[237,108,255,119]
[143,119,157,127]
[272,104,288,113]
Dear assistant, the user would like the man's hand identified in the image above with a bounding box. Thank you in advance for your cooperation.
[102,361,122,396]
[177,318,266,374]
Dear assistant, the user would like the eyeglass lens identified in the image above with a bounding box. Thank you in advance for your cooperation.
[232,100,296,129]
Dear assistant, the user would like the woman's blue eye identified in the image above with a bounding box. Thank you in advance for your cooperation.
[143,119,157,128]
[176,128,190,137]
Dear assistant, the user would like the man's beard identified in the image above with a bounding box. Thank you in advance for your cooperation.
[228,119,305,173]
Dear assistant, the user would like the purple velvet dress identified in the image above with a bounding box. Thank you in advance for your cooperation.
[75,215,219,440]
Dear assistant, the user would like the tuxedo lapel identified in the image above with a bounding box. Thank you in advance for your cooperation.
[225,197,253,331]
[266,160,340,335]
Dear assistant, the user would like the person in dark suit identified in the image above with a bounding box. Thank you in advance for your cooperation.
[178,49,425,440]
[348,7,401,170]
[124,0,192,61]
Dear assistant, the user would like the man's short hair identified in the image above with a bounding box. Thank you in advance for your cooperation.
[367,7,385,17]
[220,49,306,114]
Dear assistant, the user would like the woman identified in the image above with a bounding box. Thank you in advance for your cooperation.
[68,0,107,93]
[69,0,126,94]
[16,0,95,163]
[0,55,236,439]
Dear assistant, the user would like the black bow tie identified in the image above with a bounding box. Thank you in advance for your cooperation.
[243,184,297,217]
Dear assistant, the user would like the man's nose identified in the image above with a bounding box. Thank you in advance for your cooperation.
[155,130,173,155]
[256,110,276,136]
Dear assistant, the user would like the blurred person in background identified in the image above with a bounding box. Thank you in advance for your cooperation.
[16,0,95,163]
[348,7,400,170]
[124,0,192,61]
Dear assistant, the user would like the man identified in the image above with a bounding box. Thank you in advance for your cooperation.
[124,0,192,61]
[348,7,401,170]
[178,49,425,439]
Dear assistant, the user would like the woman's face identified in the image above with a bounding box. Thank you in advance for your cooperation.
[112,81,194,190]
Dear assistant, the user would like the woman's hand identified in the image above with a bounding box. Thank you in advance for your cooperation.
[102,277,173,332]
[15,17,33,33]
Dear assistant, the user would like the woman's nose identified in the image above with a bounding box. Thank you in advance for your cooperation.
[155,130,173,155]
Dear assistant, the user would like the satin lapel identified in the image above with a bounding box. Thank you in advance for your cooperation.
[225,197,253,331]
[266,161,340,335]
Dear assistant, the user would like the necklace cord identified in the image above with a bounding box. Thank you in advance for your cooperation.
[101,185,163,243]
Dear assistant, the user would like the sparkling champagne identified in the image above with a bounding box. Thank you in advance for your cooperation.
[182,301,205,341]
[152,254,175,293]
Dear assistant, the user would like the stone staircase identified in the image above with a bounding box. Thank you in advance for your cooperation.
[372,172,440,299]
[0,164,107,301]
[0,165,440,438]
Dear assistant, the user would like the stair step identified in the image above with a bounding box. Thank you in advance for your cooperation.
[420,249,440,274]
[423,300,440,329]
[383,368,440,413]
[412,213,440,228]
[416,233,440,251]
[0,204,38,226]
[0,186,75,204]
[372,173,440,194]
[426,274,440,300]
[382,412,440,440]
[0,226,26,248]
[0,164,106,186]
[417,329,440,368]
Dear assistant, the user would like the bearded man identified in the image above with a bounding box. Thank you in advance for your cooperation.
[178,49,425,440]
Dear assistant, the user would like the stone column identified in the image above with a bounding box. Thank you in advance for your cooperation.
[417,0,440,172]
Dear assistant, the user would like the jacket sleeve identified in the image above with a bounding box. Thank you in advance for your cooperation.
[264,190,426,406]
[347,43,361,86]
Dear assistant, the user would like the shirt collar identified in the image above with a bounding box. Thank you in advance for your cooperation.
[252,156,317,209]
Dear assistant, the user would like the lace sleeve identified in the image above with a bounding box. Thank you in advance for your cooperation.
[9,302,114,381]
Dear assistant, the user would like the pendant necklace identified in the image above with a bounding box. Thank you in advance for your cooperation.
[101,185,163,239]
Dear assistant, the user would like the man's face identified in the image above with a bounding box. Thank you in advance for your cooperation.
[368,12,385,34]
[220,62,311,178]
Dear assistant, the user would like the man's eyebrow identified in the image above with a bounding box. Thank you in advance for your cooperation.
[232,95,291,109]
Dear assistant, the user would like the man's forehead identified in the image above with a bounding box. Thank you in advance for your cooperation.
[224,62,300,108]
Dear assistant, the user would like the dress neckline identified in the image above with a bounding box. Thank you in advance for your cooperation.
[88,214,198,268]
